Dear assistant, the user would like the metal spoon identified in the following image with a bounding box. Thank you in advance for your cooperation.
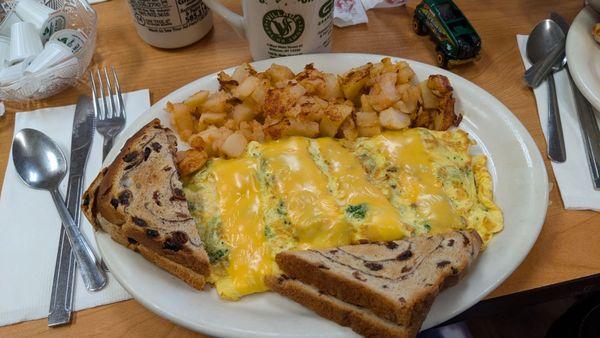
[12,129,107,291]
[526,19,567,162]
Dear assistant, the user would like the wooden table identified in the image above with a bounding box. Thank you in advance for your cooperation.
[1,0,598,336]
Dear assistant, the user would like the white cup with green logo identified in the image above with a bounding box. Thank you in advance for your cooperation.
[204,0,334,60]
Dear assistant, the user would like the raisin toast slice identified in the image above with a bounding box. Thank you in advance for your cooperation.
[269,230,482,335]
[82,119,210,289]
[267,275,414,338]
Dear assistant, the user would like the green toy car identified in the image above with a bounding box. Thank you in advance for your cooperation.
[413,0,481,68]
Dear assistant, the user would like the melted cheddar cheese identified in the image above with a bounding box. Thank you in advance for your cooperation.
[184,129,503,300]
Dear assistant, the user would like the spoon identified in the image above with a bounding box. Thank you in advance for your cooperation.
[526,19,567,163]
[12,129,107,291]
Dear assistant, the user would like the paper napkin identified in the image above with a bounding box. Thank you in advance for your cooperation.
[333,0,407,27]
[0,89,150,326]
[517,35,600,211]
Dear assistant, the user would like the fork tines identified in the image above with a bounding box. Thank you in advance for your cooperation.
[89,66,125,121]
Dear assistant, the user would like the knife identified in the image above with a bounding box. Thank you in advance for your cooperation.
[48,95,103,327]
[551,12,600,189]
[524,41,565,88]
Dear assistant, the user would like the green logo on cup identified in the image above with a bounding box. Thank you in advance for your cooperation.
[319,0,333,18]
[263,9,305,44]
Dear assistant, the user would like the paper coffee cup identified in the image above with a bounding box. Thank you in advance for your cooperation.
[15,0,54,30]
[49,29,87,53]
[0,36,10,68]
[25,40,72,74]
[0,11,22,37]
[9,22,43,64]
[0,57,32,85]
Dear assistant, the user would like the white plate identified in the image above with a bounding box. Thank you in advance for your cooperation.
[567,6,600,111]
[95,53,548,337]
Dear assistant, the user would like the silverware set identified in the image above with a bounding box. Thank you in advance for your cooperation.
[11,65,126,327]
[525,12,600,188]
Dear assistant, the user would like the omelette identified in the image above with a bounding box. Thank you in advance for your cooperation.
[183,128,503,300]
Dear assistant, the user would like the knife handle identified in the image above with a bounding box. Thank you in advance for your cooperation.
[524,43,565,88]
[567,67,600,189]
[547,74,567,162]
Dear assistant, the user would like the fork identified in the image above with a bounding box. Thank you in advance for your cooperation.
[90,66,126,271]
[90,66,126,161]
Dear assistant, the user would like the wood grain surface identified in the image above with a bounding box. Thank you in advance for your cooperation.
[1,0,598,336]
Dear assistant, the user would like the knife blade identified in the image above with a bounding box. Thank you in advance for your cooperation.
[551,12,600,189]
[48,95,97,327]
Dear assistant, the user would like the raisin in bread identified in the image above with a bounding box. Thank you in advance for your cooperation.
[267,230,482,337]
[82,119,210,289]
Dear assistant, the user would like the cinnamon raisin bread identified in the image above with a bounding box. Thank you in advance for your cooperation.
[81,119,210,289]
[266,275,414,337]
[268,230,482,337]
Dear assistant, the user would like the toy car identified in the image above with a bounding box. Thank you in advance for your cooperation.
[413,0,481,68]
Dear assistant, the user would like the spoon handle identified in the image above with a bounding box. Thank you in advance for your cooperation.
[49,188,107,291]
[547,74,567,163]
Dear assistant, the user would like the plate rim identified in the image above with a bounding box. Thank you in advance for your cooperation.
[95,52,548,337]
[567,6,600,111]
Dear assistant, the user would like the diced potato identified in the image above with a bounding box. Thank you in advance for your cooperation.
[167,102,195,141]
[217,71,238,92]
[202,91,231,114]
[233,76,260,100]
[224,119,238,131]
[188,133,206,150]
[239,120,265,142]
[396,64,415,84]
[199,112,227,126]
[322,73,343,100]
[320,103,353,137]
[265,64,295,84]
[221,132,248,158]
[231,63,256,83]
[427,74,453,96]
[357,125,382,137]
[379,107,410,130]
[249,78,270,108]
[340,63,372,103]
[263,83,306,118]
[232,103,256,122]
[368,72,400,112]
[339,116,358,140]
[395,83,411,97]
[184,90,210,111]
[401,85,422,114]
[359,94,374,112]
[355,111,379,127]
[176,149,208,177]
[286,118,320,138]
[294,96,328,121]
[419,80,439,109]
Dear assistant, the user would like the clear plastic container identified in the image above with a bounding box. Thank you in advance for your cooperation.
[0,0,96,101]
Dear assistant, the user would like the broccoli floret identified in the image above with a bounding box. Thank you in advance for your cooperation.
[264,225,274,238]
[346,203,368,220]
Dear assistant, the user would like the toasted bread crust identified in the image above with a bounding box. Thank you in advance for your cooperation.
[81,119,210,289]
[275,230,482,327]
[136,244,205,290]
[266,275,414,338]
